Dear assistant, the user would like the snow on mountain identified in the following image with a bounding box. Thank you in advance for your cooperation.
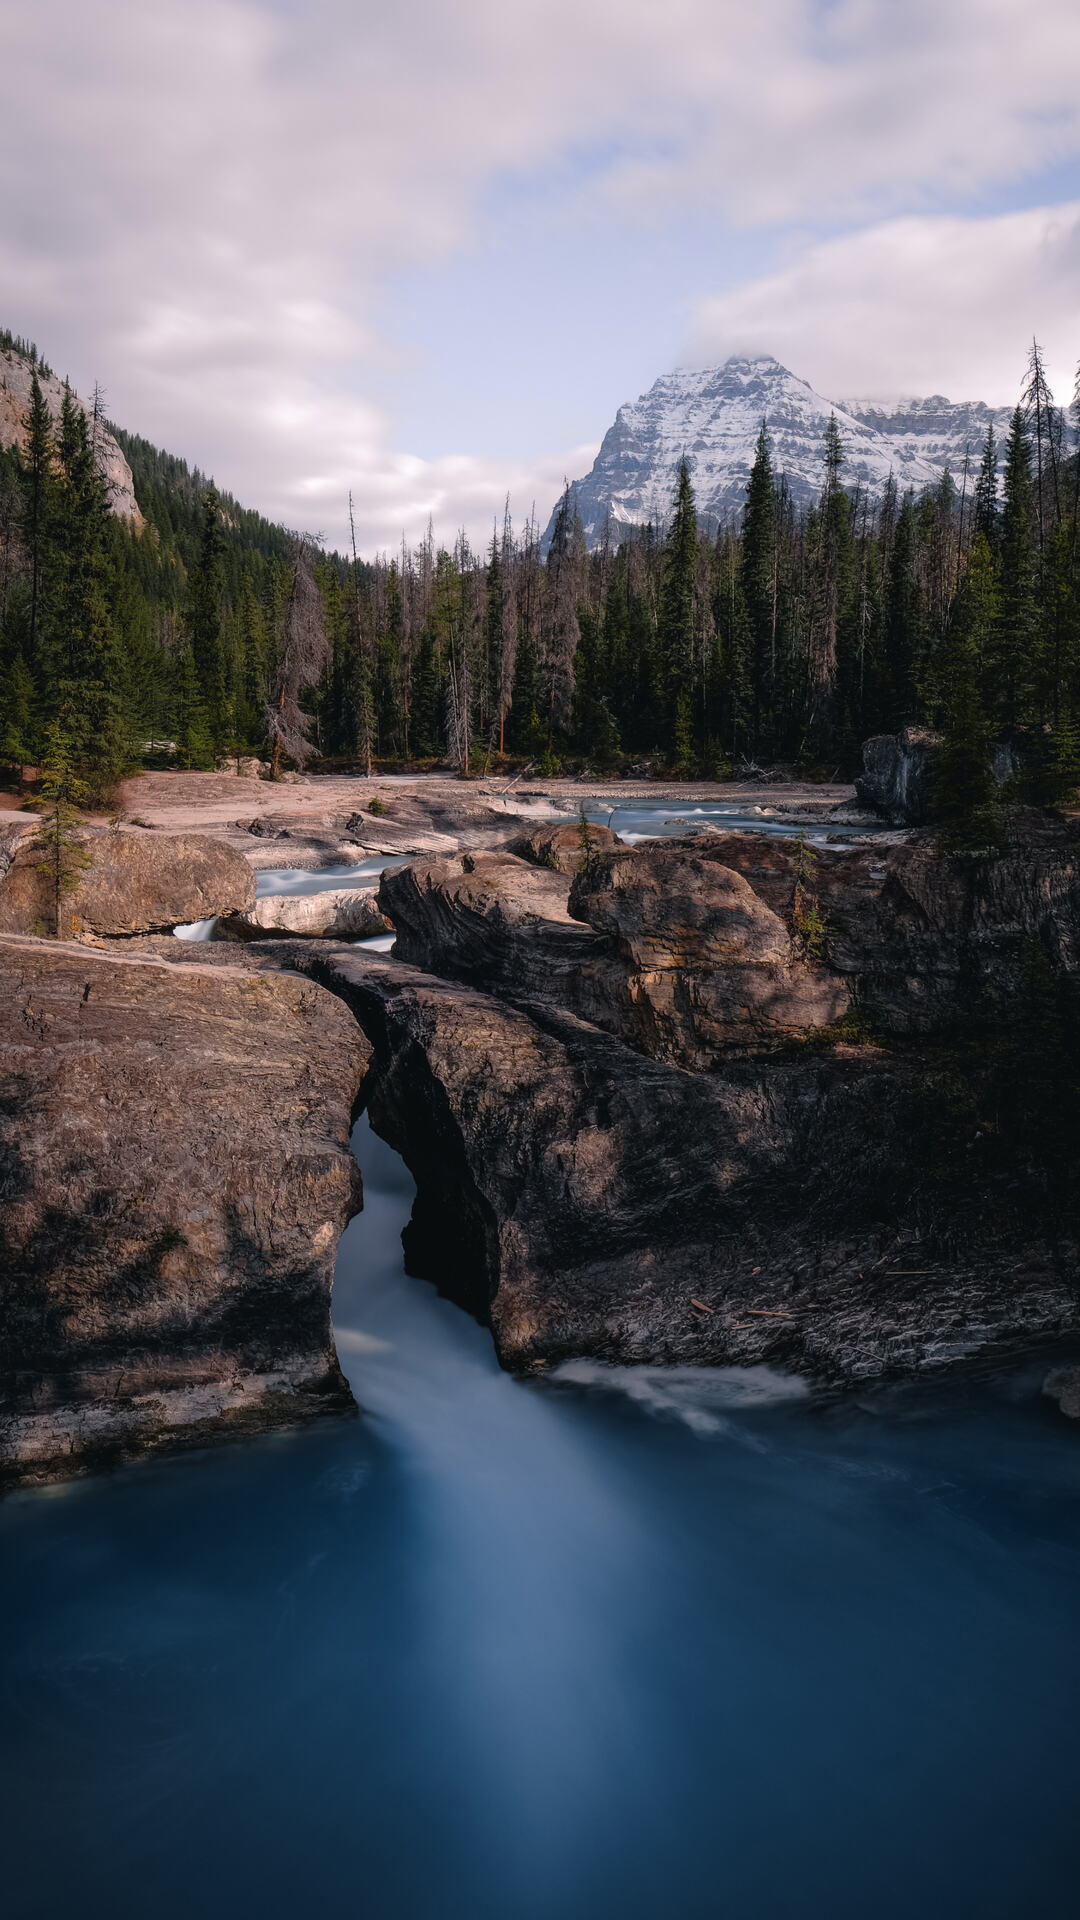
[549,356,1016,550]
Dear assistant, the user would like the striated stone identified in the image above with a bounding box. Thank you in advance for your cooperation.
[0,829,255,938]
[219,886,392,941]
[0,934,369,1488]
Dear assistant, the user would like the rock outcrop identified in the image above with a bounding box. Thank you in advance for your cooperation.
[509,818,621,874]
[382,816,1080,1060]
[0,346,143,524]
[219,886,391,942]
[0,935,369,1488]
[381,844,848,1064]
[289,946,1080,1381]
[0,830,255,938]
[856,727,1021,824]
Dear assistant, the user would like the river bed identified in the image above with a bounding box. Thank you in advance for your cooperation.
[2,1113,1078,1920]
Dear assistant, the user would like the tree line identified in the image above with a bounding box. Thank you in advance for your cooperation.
[1,344,1078,828]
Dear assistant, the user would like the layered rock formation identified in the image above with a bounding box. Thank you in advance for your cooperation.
[0,829,254,938]
[289,945,1079,1382]
[507,819,621,874]
[0,936,369,1488]
[382,842,839,1065]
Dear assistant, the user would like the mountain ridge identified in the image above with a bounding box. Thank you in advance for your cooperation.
[548,355,1023,549]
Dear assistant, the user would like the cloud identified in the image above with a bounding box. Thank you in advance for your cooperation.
[685,205,1080,405]
[3,1,1080,547]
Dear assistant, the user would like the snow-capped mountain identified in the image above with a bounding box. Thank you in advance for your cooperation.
[549,356,1017,549]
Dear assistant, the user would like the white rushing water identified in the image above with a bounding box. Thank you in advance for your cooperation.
[173,916,220,940]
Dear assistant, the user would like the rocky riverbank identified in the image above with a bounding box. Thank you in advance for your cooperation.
[0,936,368,1487]
[3,788,1078,1489]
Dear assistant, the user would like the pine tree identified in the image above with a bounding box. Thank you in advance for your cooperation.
[0,653,35,782]
[409,627,441,759]
[542,487,582,745]
[42,392,128,789]
[741,421,779,751]
[175,647,214,769]
[657,458,698,764]
[882,493,923,729]
[933,648,1001,849]
[973,426,999,547]
[993,405,1039,733]
[377,561,404,758]
[931,533,1002,845]
[266,539,330,776]
[809,416,857,749]
[187,487,228,752]
[32,713,91,936]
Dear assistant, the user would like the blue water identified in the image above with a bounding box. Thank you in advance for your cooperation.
[4,1125,1077,1920]
[576,798,888,846]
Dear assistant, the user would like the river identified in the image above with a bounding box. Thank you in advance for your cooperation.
[2,1111,1078,1920]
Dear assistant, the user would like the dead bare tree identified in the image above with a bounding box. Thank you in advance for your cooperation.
[266,535,330,777]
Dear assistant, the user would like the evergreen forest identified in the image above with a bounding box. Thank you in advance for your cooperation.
[1,336,1079,825]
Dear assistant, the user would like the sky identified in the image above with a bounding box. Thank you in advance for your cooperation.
[3,0,1080,554]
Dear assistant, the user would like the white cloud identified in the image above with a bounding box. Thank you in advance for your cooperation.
[3,0,1080,547]
[685,205,1080,405]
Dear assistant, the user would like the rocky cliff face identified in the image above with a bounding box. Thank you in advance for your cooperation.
[549,356,1020,547]
[0,936,369,1488]
[0,346,143,523]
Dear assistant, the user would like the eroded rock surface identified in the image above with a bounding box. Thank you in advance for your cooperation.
[0,830,255,938]
[381,817,1080,1061]
[219,886,391,941]
[0,935,369,1488]
[509,818,621,874]
[289,946,1080,1382]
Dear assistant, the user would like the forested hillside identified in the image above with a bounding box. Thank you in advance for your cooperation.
[0,335,1078,822]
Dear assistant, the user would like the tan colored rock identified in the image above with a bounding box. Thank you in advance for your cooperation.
[0,829,255,938]
[0,934,370,1488]
[0,346,143,524]
[220,886,391,941]
[510,818,621,874]
[382,840,848,1064]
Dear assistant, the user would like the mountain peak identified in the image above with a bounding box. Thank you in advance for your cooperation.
[549,357,1017,548]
